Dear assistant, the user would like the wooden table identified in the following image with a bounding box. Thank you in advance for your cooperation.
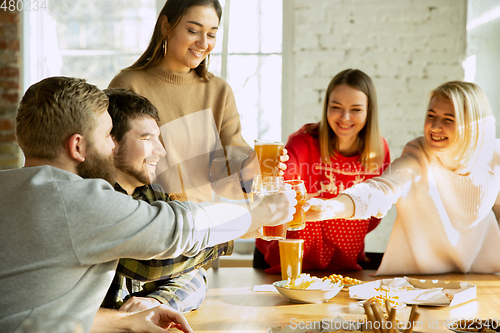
[182,267,500,332]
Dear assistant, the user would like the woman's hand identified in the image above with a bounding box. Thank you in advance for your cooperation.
[277,148,289,176]
[303,195,355,221]
[303,198,333,221]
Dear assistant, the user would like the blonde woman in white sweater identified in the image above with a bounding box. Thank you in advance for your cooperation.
[304,81,500,275]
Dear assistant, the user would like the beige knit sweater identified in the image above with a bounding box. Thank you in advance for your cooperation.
[109,68,251,203]
[344,137,500,275]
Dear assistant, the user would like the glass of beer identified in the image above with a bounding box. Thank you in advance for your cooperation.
[251,175,287,240]
[279,239,304,280]
[254,140,284,178]
[284,180,307,231]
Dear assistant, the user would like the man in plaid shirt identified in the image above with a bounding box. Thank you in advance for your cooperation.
[101,88,233,313]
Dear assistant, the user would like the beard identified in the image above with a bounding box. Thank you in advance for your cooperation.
[77,143,116,185]
[113,144,153,186]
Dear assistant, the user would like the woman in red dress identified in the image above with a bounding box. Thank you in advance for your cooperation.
[255,69,391,272]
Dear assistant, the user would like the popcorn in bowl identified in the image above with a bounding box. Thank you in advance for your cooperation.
[284,273,342,290]
[274,274,344,303]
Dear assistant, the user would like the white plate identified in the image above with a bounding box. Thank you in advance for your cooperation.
[342,282,367,291]
[349,277,476,307]
[273,280,343,303]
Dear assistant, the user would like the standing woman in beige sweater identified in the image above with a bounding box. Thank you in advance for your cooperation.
[304,81,500,275]
[109,0,275,203]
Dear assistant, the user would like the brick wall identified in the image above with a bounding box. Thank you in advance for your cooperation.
[290,0,467,252]
[291,0,467,159]
[0,11,21,170]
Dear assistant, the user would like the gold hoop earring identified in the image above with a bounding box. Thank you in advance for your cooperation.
[163,39,167,57]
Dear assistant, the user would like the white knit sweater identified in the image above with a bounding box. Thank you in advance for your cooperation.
[344,137,500,275]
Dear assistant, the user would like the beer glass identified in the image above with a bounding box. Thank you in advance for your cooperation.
[284,180,307,231]
[254,140,284,178]
[251,175,287,240]
[279,239,304,280]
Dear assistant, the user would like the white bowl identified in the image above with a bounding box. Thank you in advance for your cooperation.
[273,280,343,303]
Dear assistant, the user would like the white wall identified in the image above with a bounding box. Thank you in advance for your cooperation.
[466,0,500,131]
[287,0,467,252]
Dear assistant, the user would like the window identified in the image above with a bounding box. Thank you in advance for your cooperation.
[23,0,283,144]
[23,0,157,89]
[212,0,283,143]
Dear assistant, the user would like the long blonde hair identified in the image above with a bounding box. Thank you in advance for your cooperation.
[319,69,384,172]
[126,0,222,82]
[428,81,496,173]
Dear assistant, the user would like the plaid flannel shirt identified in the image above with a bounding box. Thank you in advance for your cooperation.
[101,183,233,310]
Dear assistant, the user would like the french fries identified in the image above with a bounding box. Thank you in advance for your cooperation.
[326,273,364,286]
[366,295,405,309]
[284,273,363,289]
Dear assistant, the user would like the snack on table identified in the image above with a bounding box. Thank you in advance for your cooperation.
[326,273,364,286]
[366,284,412,308]
[450,319,500,332]
[284,273,342,290]
[366,294,405,309]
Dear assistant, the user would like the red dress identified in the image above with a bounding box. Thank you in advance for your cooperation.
[256,123,391,272]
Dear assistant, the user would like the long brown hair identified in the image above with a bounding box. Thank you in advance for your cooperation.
[126,0,222,81]
[319,69,384,172]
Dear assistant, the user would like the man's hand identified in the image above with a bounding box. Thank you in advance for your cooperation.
[247,189,296,236]
[119,296,161,313]
[122,305,193,333]
[91,306,193,333]
[240,227,263,239]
